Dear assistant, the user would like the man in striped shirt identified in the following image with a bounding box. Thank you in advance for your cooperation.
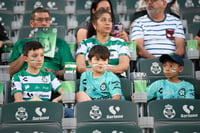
[130,0,185,58]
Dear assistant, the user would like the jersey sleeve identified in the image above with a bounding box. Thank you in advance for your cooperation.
[185,82,195,99]
[147,80,161,101]
[109,73,122,97]
[79,72,87,92]
[50,72,61,92]
[11,73,22,96]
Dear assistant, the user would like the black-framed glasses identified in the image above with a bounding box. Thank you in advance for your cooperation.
[33,17,51,22]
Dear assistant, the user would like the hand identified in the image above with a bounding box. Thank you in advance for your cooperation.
[52,98,59,103]
[44,67,58,76]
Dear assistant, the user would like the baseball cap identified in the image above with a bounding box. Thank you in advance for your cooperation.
[159,53,184,66]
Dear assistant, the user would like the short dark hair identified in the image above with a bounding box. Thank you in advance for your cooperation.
[87,0,114,38]
[23,41,44,56]
[31,7,50,20]
[88,45,110,60]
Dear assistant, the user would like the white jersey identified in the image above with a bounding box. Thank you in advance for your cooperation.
[11,70,61,101]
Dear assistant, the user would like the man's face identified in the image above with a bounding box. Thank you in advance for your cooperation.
[145,0,167,15]
[30,12,51,28]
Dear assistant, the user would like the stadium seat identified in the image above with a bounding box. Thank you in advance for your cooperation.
[21,0,66,14]
[77,123,142,133]
[0,124,62,133]
[75,78,133,101]
[147,99,200,131]
[76,100,138,125]
[1,101,63,126]
[155,124,200,133]
[0,0,16,12]
[188,23,200,37]
[136,58,195,79]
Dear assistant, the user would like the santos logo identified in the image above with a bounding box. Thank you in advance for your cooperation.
[32,107,49,120]
[106,106,123,119]
[181,105,198,118]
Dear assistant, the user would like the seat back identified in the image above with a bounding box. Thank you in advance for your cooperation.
[137,58,195,78]
[0,124,62,133]
[148,99,200,126]
[77,123,142,133]
[155,124,200,133]
[1,101,63,125]
[76,100,138,125]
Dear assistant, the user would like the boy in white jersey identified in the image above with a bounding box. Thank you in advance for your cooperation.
[11,41,62,102]
[76,45,124,102]
[11,41,74,117]
[147,53,194,101]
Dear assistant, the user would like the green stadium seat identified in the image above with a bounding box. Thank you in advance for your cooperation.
[76,100,138,125]
[0,124,62,133]
[77,123,142,133]
[137,58,195,79]
[148,99,200,130]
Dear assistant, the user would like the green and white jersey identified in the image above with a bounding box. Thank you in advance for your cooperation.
[76,35,130,66]
[11,70,61,101]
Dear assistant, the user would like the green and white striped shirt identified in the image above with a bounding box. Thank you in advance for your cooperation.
[76,35,130,66]
[11,70,61,101]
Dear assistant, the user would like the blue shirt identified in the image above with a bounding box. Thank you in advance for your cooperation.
[79,71,124,100]
[147,79,194,101]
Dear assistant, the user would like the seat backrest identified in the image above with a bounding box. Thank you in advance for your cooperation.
[137,58,195,78]
[0,124,62,133]
[155,124,200,133]
[76,100,138,125]
[75,78,133,101]
[1,101,63,125]
[147,99,200,125]
[120,78,133,101]
[77,123,142,133]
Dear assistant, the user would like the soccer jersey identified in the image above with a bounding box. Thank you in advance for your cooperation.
[79,71,123,100]
[11,70,61,101]
[147,79,194,101]
[8,37,74,71]
[76,35,130,66]
[130,14,185,57]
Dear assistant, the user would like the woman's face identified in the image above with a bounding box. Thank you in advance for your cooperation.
[93,1,111,13]
[93,13,113,35]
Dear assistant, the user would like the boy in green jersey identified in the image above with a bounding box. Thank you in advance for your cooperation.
[76,45,124,102]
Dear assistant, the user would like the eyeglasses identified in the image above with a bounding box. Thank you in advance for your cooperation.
[144,0,160,3]
[33,17,51,22]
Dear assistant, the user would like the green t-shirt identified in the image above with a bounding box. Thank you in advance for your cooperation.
[9,37,74,71]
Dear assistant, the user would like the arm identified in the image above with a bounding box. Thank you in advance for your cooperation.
[14,92,25,102]
[52,87,62,103]
[76,28,88,45]
[106,55,130,74]
[174,37,185,56]
[135,38,156,58]
[76,54,92,74]
[9,55,25,77]
[112,94,121,100]
[194,35,200,51]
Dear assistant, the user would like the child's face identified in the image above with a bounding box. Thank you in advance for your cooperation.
[89,56,109,73]
[162,61,183,79]
[24,48,44,69]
